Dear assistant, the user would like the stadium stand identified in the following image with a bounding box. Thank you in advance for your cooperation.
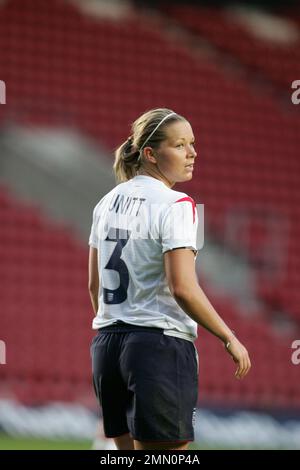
[0,186,94,404]
[160,4,300,90]
[0,0,299,411]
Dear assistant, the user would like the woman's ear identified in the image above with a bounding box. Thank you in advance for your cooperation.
[143,147,158,164]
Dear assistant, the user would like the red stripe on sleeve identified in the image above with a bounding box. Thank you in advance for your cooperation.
[175,196,196,223]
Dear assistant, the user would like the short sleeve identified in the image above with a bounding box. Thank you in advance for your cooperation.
[161,196,198,256]
[88,205,99,248]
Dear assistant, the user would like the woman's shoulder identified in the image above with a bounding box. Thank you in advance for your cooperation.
[166,188,195,206]
[92,186,119,212]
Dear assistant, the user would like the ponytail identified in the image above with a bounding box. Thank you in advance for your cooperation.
[113,136,141,183]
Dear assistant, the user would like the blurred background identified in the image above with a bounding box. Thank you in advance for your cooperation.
[0,0,300,450]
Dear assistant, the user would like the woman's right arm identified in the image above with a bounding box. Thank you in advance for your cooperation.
[88,246,99,315]
[164,248,251,379]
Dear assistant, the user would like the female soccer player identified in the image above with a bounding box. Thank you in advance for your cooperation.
[88,108,251,451]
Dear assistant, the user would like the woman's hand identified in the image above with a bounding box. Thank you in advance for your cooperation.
[225,337,251,379]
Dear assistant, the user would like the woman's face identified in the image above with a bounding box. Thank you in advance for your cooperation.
[154,120,197,186]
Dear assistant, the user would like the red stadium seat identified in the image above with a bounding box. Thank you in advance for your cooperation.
[0,0,299,411]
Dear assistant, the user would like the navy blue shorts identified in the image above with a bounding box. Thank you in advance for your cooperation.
[90,322,199,442]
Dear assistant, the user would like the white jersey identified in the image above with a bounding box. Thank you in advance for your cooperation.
[88,175,199,342]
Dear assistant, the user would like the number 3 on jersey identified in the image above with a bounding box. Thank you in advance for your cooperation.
[103,227,131,304]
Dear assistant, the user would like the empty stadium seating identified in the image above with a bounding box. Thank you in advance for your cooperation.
[0,0,299,410]
[0,187,95,405]
[161,4,300,90]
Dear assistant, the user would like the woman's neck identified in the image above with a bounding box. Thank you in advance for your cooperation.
[137,168,175,188]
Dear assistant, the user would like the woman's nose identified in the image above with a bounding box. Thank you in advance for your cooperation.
[188,146,197,158]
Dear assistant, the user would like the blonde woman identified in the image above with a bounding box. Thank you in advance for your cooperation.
[88,108,251,451]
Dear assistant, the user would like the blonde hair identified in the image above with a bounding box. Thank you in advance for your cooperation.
[113,108,186,183]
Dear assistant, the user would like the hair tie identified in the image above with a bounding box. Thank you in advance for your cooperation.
[124,136,133,154]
